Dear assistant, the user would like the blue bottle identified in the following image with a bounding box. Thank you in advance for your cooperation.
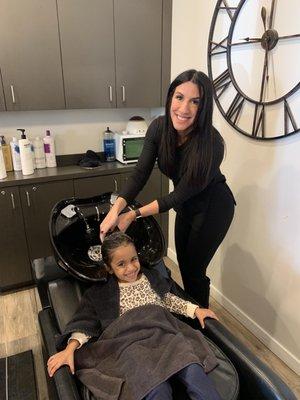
[103,127,116,162]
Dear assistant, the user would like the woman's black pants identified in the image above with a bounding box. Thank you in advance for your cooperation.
[175,183,235,308]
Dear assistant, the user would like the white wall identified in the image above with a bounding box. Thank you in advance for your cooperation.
[0,108,151,155]
[169,0,300,374]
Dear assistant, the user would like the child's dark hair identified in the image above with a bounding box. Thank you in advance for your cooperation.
[101,231,135,267]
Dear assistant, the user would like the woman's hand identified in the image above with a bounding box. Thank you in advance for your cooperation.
[117,210,136,232]
[195,307,219,329]
[100,210,119,242]
[47,348,75,377]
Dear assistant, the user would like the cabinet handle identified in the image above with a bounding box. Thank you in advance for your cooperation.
[32,186,37,191]
[26,191,31,207]
[109,86,113,102]
[10,193,15,209]
[121,86,126,102]
[1,190,5,195]
[113,178,118,192]
[10,85,16,104]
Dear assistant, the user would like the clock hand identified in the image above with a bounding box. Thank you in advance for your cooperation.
[268,0,276,30]
[229,38,261,47]
[261,7,267,32]
[259,48,270,103]
[277,33,300,41]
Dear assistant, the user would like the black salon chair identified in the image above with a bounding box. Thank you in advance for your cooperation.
[34,194,296,400]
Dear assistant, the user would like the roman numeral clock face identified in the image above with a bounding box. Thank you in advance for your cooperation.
[208,0,300,140]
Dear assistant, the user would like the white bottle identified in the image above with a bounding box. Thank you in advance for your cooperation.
[34,136,46,169]
[0,144,7,179]
[43,130,57,167]
[10,137,22,171]
[18,129,34,176]
[30,140,36,169]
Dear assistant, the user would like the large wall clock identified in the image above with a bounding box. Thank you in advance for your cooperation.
[208,0,300,140]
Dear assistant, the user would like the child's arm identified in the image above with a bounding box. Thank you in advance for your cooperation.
[163,293,218,327]
[47,339,79,377]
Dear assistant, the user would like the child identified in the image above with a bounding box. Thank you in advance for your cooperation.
[48,232,221,400]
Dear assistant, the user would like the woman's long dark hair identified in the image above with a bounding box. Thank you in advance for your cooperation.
[158,69,214,186]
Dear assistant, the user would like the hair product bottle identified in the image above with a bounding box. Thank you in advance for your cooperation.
[0,136,13,172]
[18,129,34,176]
[103,127,116,162]
[43,130,57,167]
[10,137,22,171]
[34,136,46,169]
[30,140,36,169]
[0,143,7,179]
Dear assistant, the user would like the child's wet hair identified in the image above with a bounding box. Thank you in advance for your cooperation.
[101,231,135,267]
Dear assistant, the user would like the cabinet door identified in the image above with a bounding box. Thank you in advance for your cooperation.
[114,0,162,107]
[0,0,65,111]
[0,78,5,111]
[20,181,74,260]
[74,174,122,198]
[58,0,116,108]
[0,187,32,290]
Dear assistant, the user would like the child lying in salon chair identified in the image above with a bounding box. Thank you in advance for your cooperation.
[48,231,221,400]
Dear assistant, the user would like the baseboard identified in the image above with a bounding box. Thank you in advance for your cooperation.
[210,285,300,375]
[167,247,177,263]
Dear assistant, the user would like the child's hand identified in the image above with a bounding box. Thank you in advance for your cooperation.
[47,348,75,377]
[195,307,219,329]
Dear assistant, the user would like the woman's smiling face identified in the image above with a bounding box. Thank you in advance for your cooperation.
[170,81,200,135]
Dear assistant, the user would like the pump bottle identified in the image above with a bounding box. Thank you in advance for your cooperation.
[18,129,34,175]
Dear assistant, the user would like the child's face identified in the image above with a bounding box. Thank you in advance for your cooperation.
[108,244,141,283]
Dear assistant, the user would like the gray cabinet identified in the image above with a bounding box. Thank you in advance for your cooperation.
[19,181,74,260]
[57,0,116,109]
[0,77,5,111]
[0,187,32,291]
[74,174,121,198]
[114,0,163,107]
[57,0,171,109]
[0,0,65,111]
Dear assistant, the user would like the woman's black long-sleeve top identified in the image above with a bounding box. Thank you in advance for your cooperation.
[119,116,226,221]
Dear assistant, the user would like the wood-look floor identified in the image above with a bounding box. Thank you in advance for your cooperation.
[0,258,299,400]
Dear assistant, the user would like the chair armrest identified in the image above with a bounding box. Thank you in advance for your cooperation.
[204,319,297,400]
[39,308,82,400]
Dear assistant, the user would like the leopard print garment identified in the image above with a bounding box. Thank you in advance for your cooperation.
[119,274,197,318]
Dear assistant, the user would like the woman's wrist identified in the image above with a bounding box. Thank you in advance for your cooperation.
[112,197,127,215]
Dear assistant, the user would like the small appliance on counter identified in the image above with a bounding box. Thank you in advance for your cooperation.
[115,116,147,164]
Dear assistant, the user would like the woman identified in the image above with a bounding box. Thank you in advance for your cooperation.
[100,69,235,307]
